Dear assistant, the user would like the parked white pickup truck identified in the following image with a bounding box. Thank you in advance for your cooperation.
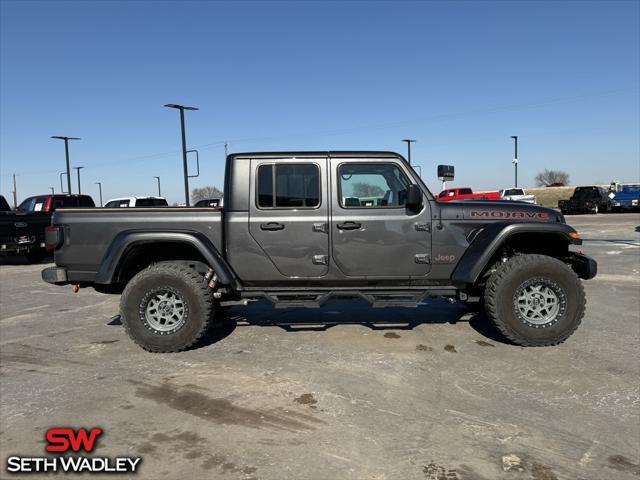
[499,188,536,204]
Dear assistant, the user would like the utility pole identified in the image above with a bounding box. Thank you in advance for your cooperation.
[51,136,80,194]
[164,104,198,206]
[511,135,518,188]
[153,176,161,196]
[49,187,55,194]
[402,139,416,165]
[224,142,228,158]
[12,174,17,208]
[73,166,84,194]
[94,182,103,206]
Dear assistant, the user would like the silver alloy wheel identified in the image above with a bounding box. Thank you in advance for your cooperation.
[144,289,186,332]
[514,279,565,327]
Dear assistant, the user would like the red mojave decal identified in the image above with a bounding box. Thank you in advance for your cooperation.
[470,210,550,220]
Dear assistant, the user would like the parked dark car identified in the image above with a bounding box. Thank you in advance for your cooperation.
[1,194,95,262]
[558,186,611,214]
[43,151,596,352]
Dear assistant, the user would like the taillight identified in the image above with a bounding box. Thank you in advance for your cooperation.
[45,225,62,251]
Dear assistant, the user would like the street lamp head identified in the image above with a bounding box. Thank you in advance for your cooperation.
[511,135,518,140]
[73,166,84,170]
[164,104,198,111]
[51,136,81,140]
[402,139,416,143]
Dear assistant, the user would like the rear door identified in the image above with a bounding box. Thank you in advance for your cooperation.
[330,157,431,277]
[249,156,329,278]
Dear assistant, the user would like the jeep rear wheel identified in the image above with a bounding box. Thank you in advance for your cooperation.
[484,254,585,346]
[120,262,214,352]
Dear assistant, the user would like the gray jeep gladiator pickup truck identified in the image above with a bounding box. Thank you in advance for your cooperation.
[42,151,596,352]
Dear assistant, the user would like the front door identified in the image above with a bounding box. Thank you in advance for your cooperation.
[330,158,431,277]
[249,157,329,278]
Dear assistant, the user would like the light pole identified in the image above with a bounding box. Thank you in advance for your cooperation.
[94,182,103,206]
[402,139,416,165]
[153,176,161,196]
[73,166,84,194]
[49,187,55,194]
[164,104,198,206]
[59,172,69,194]
[51,136,80,194]
[511,135,518,188]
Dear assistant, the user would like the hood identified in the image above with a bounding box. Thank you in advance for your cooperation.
[437,200,564,223]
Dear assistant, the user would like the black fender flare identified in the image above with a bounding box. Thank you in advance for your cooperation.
[94,230,236,285]
[450,222,580,286]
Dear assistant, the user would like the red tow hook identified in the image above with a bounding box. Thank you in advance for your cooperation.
[204,269,218,289]
[71,284,81,293]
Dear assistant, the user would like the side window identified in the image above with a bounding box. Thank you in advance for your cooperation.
[257,163,320,208]
[17,197,35,212]
[104,201,117,208]
[338,163,409,208]
[33,197,47,211]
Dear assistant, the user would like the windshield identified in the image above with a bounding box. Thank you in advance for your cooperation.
[51,196,95,210]
[503,189,524,196]
[195,199,221,207]
[621,185,640,193]
[135,198,168,207]
[574,188,598,198]
[17,196,46,212]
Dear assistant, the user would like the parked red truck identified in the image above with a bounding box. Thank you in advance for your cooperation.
[437,188,500,202]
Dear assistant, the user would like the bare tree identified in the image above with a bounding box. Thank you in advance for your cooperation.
[352,182,385,197]
[191,186,223,203]
[534,169,570,187]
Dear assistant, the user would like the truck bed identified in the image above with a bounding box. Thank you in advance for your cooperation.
[52,207,223,282]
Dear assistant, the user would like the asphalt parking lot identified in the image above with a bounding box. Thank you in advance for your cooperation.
[1,213,638,480]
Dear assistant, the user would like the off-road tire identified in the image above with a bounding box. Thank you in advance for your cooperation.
[484,254,585,346]
[120,262,214,352]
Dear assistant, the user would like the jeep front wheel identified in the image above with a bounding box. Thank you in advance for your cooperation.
[484,254,585,346]
[120,262,214,352]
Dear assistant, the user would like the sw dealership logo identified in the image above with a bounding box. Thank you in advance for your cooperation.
[6,428,142,474]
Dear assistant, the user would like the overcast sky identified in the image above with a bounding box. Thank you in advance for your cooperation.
[1,0,638,204]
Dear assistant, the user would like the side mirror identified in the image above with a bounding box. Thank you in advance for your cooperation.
[406,184,422,211]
